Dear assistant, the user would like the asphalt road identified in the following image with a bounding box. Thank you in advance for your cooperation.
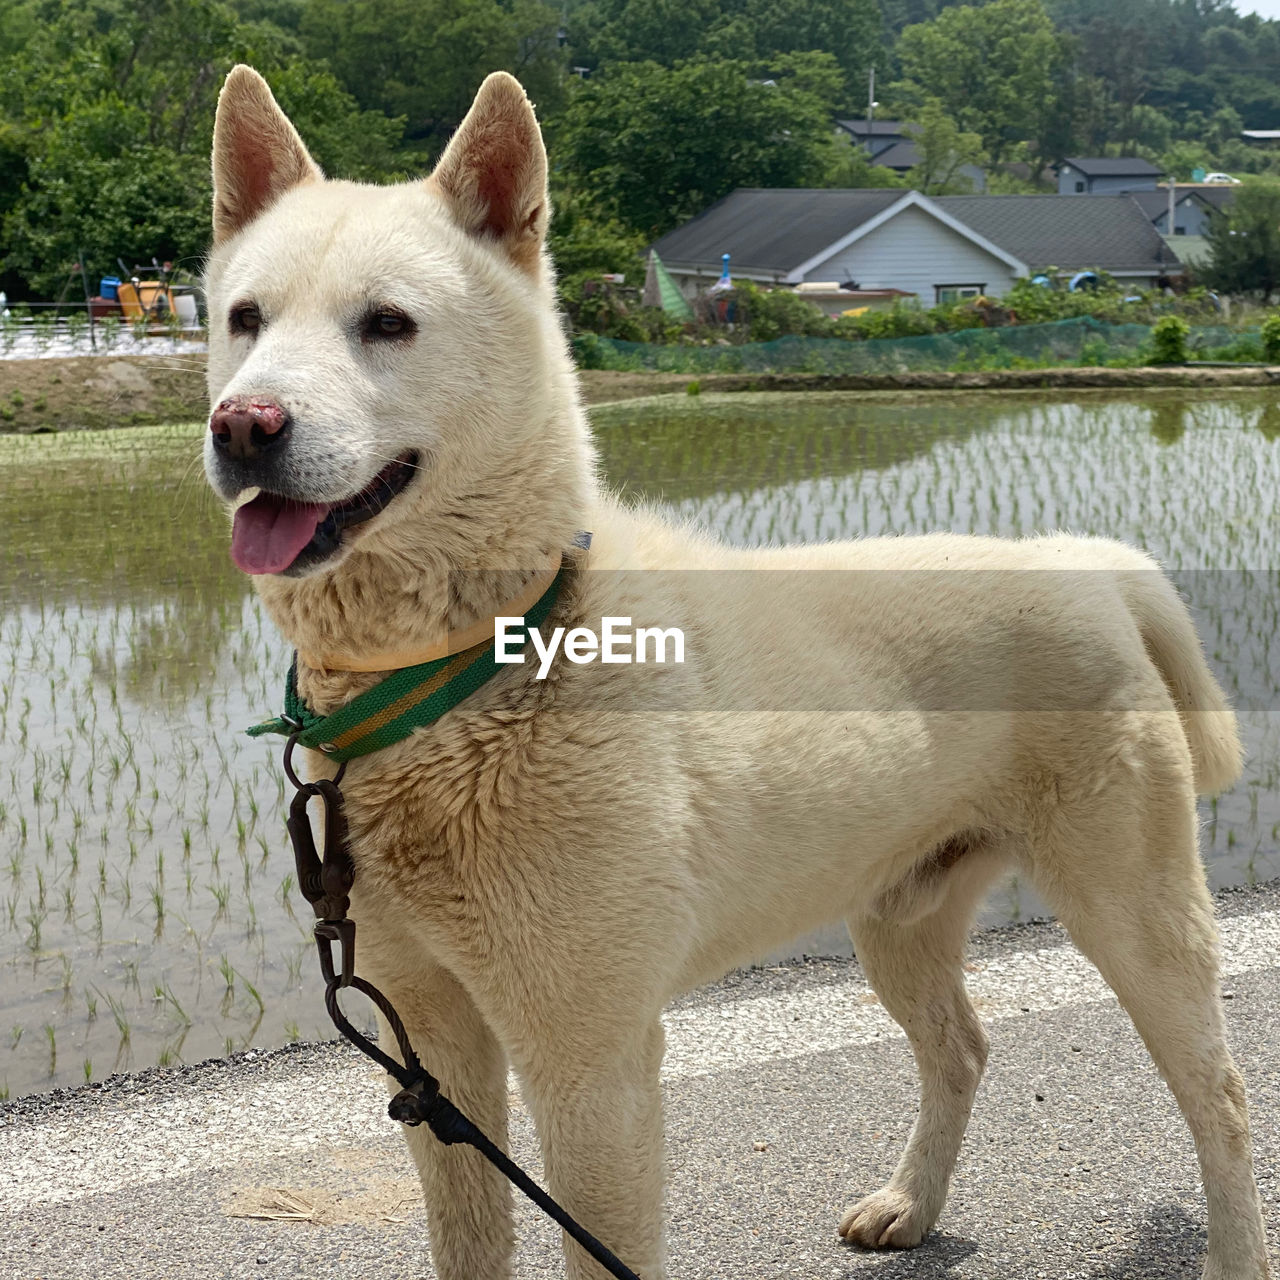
[2,884,1279,1280]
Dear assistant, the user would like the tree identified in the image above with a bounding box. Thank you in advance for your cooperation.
[1200,181,1280,301]
[903,101,987,194]
[821,134,907,190]
[894,0,1071,166]
[552,56,844,236]
[299,0,566,154]
[0,0,405,294]
[2,99,213,294]
[568,0,881,110]
[546,183,647,289]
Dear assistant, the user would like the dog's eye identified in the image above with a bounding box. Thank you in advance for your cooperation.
[363,309,415,342]
[230,304,261,336]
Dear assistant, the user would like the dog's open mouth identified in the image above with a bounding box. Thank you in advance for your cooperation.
[230,451,420,575]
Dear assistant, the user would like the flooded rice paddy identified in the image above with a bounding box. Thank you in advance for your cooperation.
[2,388,1278,1096]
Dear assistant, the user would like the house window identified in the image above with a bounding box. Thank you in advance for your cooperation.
[1174,225,1186,235]
[1075,181,1085,192]
[935,284,985,303]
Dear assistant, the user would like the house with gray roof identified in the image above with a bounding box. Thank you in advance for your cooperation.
[837,119,911,160]
[650,189,1181,304]
[836,118,986,191]
[1057,157,1163,194]
[1128,185,1235,237]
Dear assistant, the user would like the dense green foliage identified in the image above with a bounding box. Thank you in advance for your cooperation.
[3,0,1280,301]
[567,271,1258,354]
[895,0,1070,167]
[1200,182,1280,301]
[552,54,846,237]
[0,0,404,294]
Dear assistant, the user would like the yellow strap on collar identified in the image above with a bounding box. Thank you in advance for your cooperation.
[297,555,564,673]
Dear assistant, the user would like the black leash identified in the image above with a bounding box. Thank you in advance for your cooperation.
[281,734,643,1280]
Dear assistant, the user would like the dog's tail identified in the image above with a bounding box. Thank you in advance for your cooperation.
[1122,567,1243,796]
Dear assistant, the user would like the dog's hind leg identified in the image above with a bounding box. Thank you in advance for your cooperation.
[1029,735,1270,1280]
[374,962,515,1280]
[839,841,1005,1249]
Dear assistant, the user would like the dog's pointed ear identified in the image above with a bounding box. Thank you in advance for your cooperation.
[427,72,549,275]
[212,65,323,244]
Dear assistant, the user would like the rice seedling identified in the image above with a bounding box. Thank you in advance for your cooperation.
[160,983,192,1028]
[24,907,43,953]
[237,969,264,1015]
[98,990,131,1048]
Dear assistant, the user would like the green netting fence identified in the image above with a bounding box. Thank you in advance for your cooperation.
[572,317,1256,375]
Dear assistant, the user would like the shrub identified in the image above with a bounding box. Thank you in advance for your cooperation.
[1149,316,1190,365]
[1001,275,1159,326]
[832,300,940,341]
[1262,314,1280,364]
[733,283,832,342]
[1078,336,1110,367]
[564,277,685,343]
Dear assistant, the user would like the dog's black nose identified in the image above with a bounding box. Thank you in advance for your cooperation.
[210,396,290,460]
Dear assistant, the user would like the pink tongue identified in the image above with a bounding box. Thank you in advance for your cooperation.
[231,493,331,575]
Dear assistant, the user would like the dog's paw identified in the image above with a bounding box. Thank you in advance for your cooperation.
[838,1186,935,1250]
[1201,1256,1273,1280]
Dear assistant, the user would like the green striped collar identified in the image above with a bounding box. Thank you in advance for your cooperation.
[247,543,581,762]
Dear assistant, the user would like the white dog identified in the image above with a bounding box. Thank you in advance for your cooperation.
[204,66,1271,1280]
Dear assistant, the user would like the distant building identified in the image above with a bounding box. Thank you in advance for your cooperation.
[650,189,1181,303]
[836,118,986,192]
[1128,185,1235,237]
[837,119,912,162]
[1057,157,1163,195]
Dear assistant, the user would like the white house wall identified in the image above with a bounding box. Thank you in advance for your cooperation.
[802,204,1020,300]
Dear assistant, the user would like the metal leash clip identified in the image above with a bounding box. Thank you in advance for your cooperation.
[315,917,357,989]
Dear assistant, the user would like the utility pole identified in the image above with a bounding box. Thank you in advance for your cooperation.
[866,67,876,138]
[1167,175,1176,236]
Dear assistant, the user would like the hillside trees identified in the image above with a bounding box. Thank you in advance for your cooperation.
[893,0,1072,168]
[0,0,405,294]
[297,0,567,154]
[567,0,881,111]
[4,0,1280,300]
[552,55,845,237]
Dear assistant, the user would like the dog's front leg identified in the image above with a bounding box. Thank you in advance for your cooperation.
[375,963,515,1280]
[521,1017,667,1280]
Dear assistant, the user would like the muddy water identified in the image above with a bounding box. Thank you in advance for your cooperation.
[2,388,1278,1095]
